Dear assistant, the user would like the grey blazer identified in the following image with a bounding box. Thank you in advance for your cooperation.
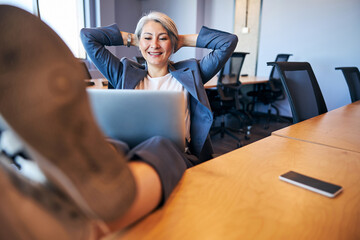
[81,25,238,164]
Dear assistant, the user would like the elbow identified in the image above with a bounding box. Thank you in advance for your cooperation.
[80,28,88,39]
[229,34,238,52]
[80,28,87,42]
[80,28,93,46]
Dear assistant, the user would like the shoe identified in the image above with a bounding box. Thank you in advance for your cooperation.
[0,154,97,240]
[0,5,136,221]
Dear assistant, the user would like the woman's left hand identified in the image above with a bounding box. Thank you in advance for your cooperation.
[174,34,198,53]
[174,35,184,53]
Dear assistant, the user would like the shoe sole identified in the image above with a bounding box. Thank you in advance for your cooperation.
[0,154,96,240]
[0,5,136,221]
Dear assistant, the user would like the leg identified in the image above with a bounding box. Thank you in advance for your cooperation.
[0,131,182,239]
[106,161,162,231]
[0,5,135,221]
[0,5,186,238]
[105,136,187,231]
[0,154,98,240]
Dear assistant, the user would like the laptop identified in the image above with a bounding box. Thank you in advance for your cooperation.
[86,89,186,151]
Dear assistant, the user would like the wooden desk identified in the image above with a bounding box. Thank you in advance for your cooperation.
[272,101,360,153]
[86,76,268,89]
[204,75,268,89]
[111,136,360,240]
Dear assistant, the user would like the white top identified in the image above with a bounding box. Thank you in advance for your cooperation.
[135,73,191,142]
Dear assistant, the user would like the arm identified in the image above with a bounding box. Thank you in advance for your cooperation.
[196,27,238,83]
[80,24,135,88]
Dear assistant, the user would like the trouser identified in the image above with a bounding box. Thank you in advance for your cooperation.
[107,136,198,205]
[0,125,191,207]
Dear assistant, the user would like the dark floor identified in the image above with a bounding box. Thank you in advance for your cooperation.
[210,113,292,155]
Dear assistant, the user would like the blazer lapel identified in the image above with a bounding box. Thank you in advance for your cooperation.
[122,63,147,89]
[169,66,199,101]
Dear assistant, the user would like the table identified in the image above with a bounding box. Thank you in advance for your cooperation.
[86,76,268,90]
[204,75,268,89]
[110,135,360,240]
[272,101,360,153]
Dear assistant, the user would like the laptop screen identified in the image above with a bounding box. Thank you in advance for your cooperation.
[86,89,186,151]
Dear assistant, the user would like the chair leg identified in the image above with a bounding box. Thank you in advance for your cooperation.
[210,115,243,148]
[270,104,291,124]
[264,104,271,129]
[272,104,280,121]
[228,111,252,140]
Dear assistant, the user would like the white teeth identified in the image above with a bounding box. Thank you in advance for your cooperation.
[149,52,161,56]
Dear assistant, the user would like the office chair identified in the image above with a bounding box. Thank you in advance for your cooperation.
[208,52,251,147]
[78,60,98,87]
[79,60,92,79]
[335,67,360,103]
[247,54,292,128]
[267,62,327,123]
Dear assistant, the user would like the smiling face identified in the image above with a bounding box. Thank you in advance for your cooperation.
[139,20,173,71]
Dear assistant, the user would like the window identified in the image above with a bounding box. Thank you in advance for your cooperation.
[0,0,33,13]
[38,0,86,58]
[0,0,86,58]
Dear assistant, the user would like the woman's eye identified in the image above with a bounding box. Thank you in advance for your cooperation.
[160,38,168,41]
[144,37,151,40]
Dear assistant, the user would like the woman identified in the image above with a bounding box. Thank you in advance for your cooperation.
[81,11,237,163]
[80,11,237,234]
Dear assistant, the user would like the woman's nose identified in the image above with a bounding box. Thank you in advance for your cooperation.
[150,39,160,48]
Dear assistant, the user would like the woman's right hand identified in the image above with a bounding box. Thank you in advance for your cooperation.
[120,32,138,47]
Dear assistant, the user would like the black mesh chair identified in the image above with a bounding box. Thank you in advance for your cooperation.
[335,67,360,103]
[79,60,110,88]
[247,54,292,128]
[79,60,96,87]
[79,60,92,79]
[208,52,251,146]
[267,62,327,123]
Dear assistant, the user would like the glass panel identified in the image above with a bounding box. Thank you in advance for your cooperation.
[0,0,34,13]
[38,0,86,58]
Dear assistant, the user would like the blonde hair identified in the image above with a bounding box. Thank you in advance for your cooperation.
[135,12,179,52]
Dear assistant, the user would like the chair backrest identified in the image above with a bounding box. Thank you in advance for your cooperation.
[335,67,360,103]
[267,62,327,123]
[215,52,248,108]
[219,52,249,85]
[269,54,292,80]
[79,60,92,79]
[268,54,292,93]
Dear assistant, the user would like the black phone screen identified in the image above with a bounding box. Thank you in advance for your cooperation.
[280,171,342,197]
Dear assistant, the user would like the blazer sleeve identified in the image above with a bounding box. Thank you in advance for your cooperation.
[196,26,238,83]
[80,24,124,87]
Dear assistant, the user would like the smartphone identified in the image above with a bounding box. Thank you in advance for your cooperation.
[279,171,343,198]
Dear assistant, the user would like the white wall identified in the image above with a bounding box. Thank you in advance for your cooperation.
[97,0,116,56]
[203,0,234,32]
[257,0,360,116]
[114,0,142,59]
